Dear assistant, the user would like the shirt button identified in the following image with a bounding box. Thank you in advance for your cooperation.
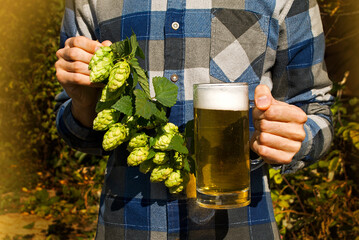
[171,21,180,30]
[170,74,179,82]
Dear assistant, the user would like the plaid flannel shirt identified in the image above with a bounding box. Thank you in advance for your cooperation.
[56,0,333,239]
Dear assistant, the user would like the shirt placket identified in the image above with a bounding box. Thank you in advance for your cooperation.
[164,1,186,131]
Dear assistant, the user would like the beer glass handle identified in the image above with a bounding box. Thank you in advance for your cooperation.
[249,100,264,172]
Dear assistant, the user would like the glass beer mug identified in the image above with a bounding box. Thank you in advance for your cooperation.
[193,83,250,209]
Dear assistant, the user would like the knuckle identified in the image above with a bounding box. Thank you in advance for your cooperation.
[54,60,60,70]
[64,37,72,46]
[72,37,82,47]
[259,120,269,131]
[294,127,306,141]
[55,49,62,59]
[258,132,269,145]
[72,61,82,72]
[257,145,268,158]
[67,49,78,60]
[264,107,276,119]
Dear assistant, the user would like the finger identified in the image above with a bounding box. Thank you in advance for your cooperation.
[56,58,91,75]
[65,36,102,54]
[256,132,302,153]
[102,40,112,47]
[252,104,307,123]
[60,47,94,63]
[56,69,104,88]
[250,137,295,165]
[254,119,306,141]
[254,84,275,110]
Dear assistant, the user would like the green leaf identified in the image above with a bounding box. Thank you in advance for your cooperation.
[154,104,168,123]
[130,32,139,57]
[23,222,35,229]
[96,99,117,113]
[153,77,178,107]
[112,95,133,116]
[100,84,125,102]
[129,58,150,98]
[110,38,131,60]
[274,174,283,184]
[147,148,156,160]
[149,137,156,148]
[134,89,157,119]
[168,134,189,154]
[328,156,340,172]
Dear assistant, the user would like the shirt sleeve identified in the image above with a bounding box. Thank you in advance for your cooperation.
[60,0,98,47]
[272,0,334,173]
[56,99,107,155]
[56,0,104,155]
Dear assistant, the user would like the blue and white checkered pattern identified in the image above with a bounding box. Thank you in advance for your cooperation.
[56,0,333,239]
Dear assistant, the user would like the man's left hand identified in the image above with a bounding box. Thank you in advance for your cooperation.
[250,85,307,165]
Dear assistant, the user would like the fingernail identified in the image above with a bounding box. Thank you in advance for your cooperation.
[256,96,268,108]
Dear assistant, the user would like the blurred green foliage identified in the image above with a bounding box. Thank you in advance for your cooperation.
[0,0,358,239]
[270,79,359,240]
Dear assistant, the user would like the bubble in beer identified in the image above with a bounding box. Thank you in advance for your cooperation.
[194,84,248,111]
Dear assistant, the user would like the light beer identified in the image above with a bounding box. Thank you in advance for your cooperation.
[194,83,250,209]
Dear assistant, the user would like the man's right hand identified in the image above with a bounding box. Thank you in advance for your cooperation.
[55,36,112,128]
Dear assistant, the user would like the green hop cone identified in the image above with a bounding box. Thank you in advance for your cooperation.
[139,159,155,174]
[89,47,114,83]
[93,109,120,131]
[168,172,189,194]
[152,152,169,165]
[164,170,183,188]
[161,123,179,135]
[150,163,173,182]
[108,60,131,92]
[102,123,130,151]
[168,182,185,194]
[89,46,114,69]
[173,152,184,170]
[153,133,174,151]
[128,132,149,149]
[127,145,150,166]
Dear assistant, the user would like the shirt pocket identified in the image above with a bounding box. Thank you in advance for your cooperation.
[209,8,270,89]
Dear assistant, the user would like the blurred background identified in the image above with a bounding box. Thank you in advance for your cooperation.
[0,0,358,239]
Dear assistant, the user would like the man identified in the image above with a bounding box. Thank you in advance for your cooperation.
[55,0,333,239]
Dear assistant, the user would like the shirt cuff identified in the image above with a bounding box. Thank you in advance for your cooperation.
[56,99,106,155]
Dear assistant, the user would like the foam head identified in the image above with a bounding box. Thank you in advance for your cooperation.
[194,83,248,111]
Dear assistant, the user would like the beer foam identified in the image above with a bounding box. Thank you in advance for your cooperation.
[194,85,248,111]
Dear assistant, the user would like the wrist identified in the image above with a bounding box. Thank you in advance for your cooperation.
[70,100,97,128]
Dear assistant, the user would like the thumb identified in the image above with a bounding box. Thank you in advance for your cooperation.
[102,40,113,47]
[254,84,274,111]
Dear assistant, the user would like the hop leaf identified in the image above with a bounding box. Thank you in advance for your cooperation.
[93,109,120,131]
[150,163,173,182]
[139,159,155,174]
[153,76,178,107]
[108,60,131,92]
[102,123,130,151]
[152,152,169,165]
[127,146,150,166]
